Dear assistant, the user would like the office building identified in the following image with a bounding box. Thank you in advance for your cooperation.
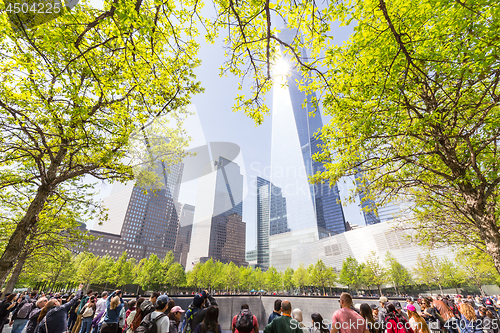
[86,162,184,261]
[174,203,195,268]
[246,250,258,268]
[256,177,289,270]
[186,156,246,268]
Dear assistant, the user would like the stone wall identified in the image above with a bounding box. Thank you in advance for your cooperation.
[170,295,388,330]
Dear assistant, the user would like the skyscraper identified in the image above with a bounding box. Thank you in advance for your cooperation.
[256,176,289,270]
[87,162,183,261]
[174,203,195,268]
[186,156,246,268]
[269,29,347,239]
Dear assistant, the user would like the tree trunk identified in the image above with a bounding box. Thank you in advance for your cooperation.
[378,285,382,296]
[0,268,12,290]
[0,185,52,283]
[438,284,444,295]
[3,247,29,294]
[478,283,486,296]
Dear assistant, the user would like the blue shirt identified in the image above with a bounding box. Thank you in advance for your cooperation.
[268,311,281,324]
[103,292,124,323]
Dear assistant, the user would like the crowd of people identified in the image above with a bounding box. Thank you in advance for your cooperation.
[2,288,500,333]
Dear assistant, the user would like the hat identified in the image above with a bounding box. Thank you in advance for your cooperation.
[193,293,204,307]
[406,304,416,312]
[485,299,493,306]
[170,306,185,313]
[393,301,402,310]
[370,304,378,310]
[156,295,169,308]
[379,296,388,303]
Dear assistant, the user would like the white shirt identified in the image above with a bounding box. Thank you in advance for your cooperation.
[150,311,170,333]
[96,298,107,315]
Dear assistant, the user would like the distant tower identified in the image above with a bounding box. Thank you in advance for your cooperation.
[256,177,289,270]
[186,156,246,268]
[354,173,381,226]
[174,203,195,267]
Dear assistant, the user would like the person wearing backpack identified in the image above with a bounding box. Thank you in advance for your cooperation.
[181,291,217,333]
[135,295,170,333]
[79,296,97,333]
[131,293,160,332]
[232,304,258,333]
[10,290,38,333]
[385,303,414,333]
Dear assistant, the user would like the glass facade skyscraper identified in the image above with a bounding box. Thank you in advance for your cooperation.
[186,156,246,268]
[256,177,289,270]
[87,162,183,261]
[269,29,347,239]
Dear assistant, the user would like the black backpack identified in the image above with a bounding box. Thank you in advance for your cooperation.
[235,309,254,332]
[135,313,166,333]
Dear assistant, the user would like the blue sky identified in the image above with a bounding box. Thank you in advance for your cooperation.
[87,0,364,251]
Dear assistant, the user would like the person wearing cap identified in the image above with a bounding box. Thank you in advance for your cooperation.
[370,304,380,323]
[148,295,170,333]
[393,302,409,321]
[378,297,388,326]
[168,306,185,333]
[180,290,217,333]
[406,304,430,333]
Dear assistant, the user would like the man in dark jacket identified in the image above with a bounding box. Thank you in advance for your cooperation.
[25,297,48,333]
[268,299,281,324]
[37,284,84,333]
[11,291,38,333]
[181,291,217,333]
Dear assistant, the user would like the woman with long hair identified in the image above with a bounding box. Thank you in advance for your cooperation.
[0,294,20,333]
[37,300,57,324]
[165,300,175,315]
[360,304,380,333]
[101,291,124,333]
[458,303,483,333]
[406,305,431,333]
[126,298,144,333]
[193,306,221,333]
[311,313,329,333]
[478,307,498,333]
[385,303,414,333]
